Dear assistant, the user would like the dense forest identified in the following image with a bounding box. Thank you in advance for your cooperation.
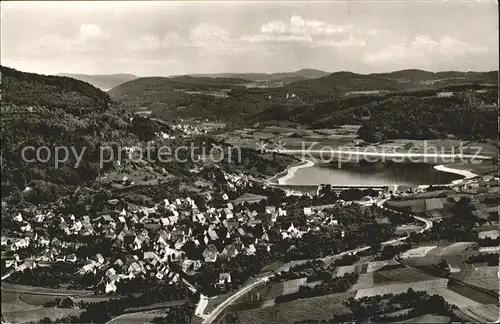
[0,66,166,201]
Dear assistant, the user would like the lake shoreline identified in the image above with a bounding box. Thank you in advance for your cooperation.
[267,159,315,185]
[433,164,478,184]
[269,158,477,188]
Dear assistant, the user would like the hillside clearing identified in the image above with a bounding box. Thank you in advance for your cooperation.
[2,307,84,323]
[428,288,480,308]
[236,291,354,324]
[454,304,500,323]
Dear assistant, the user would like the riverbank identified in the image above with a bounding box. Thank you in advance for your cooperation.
[433,164,478,185]
[267,159,315,185]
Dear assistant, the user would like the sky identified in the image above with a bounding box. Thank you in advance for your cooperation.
[1,1,498,76]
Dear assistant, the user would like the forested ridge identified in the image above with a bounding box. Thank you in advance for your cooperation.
[1,66,162,201]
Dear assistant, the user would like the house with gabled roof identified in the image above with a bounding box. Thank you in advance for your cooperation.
[265,206,276,215]
[203,244,219,262]
[13,213,23,223]
[171,229,185,243]
[218,273,232,286]
[144,252,161,266]
[161,217,170,227]
[168,214,179,224]
[34,214,45,223]
[207,228,219,241]
[174,240,185,250]
[164,246,184,262]
[195,213,206,224]
[245,244,257,255]
[128,261,144,275]
[66,254,77,263]
[95,253,105,265]
[222,243,239,258]
[102,214,114,224]
[105,281,117,294]
[55,255,66,262]
[237,228,246,237]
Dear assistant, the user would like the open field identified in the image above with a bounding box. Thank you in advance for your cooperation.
[2,307,84,323]
[124,299,186,313]
[425,242,476,257]
[232,278,320,310]
[2,291,37,313]
[1,282,92,296]
[354,279,448,299]
[372,267,435,285]
[333,260,399,278]
[450,266,499,292]
[282,278,307,295]
[19,292,62,305]
[400,242,476,269]
[447,281,498,304]
[429,288,481,308]
[400,246,438,258]
[349,274,375,291]
[18,293,120,306]
[365,260,401,273]
[438,242,476,256]
[401,314,450,323]
[454,304,500,323]
[236,291,354,324]
[333,264,362,277]
[478,246,500,253]
[349,264,434,291]
[478,230,500,239]
[107,309,168,324]
[221,126,360,151]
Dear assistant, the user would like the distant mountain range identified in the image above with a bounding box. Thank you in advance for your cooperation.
[58,73,138,91]
[288,69,498,94]
[183,68,330,82]
[108,68,497,126]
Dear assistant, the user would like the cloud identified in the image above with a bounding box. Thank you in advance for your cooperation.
[363,35,489,65]
[189,23,229,47]
[79,24,108,41]
[314,35,366,49]
[261,15,353,36]
[241,34,313,44]
[128,32,185,51]
[25,23,111,58]
[243,15,365,50]
[128,24,234,52]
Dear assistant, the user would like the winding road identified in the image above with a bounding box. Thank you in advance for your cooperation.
[198,197,434,323]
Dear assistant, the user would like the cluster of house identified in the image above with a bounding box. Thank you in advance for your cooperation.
[1,165,353,294]
[170,122,216,137]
